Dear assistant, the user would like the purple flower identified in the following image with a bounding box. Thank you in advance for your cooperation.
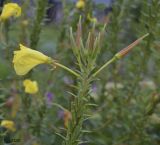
[45,92,54,107]
[92,83,97,93]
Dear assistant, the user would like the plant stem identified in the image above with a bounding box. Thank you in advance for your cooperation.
[30,0,47,49]
[63,74,90,145]
[93,56,117,77]
[54,62,80,78]
[0,133,4,145]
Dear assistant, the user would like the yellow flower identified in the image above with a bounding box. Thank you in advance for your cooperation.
[1,120,16,132]
[23,79,39,94]
[76,0,85,9]
[0,3,21,21]
[13,44,52,75]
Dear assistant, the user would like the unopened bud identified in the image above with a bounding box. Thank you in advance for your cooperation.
[64,110,72,128]
[115,33,149,59]
[5,97,14,108]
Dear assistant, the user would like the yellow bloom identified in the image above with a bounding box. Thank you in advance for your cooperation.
[23,79,39,94]
[0,3,21,21]
[1,120,16,132]
[76,0,85,9]
[13,44,52,75]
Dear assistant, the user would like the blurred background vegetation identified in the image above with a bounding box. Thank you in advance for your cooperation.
[0,0,160,145]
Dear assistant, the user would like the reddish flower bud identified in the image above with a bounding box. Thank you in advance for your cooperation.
[115,33,149,59]
[64,110,72,128]
[5,97,14,108]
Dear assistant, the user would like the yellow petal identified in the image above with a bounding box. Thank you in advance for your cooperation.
[1,120,16,132]
[0,3,21,21]
[23,79,39,94]
[13,44,52,75]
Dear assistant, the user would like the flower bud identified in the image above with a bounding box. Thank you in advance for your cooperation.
[115,33,149,59]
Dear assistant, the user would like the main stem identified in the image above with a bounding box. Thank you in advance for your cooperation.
[30,0,47,50]
[63,74,90,145]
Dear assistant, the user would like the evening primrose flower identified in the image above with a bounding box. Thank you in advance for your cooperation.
[23,79,38,94]
[76,0,85,9]
[0,3,21,21]
[13,44,52,75]
[1,120,16,132]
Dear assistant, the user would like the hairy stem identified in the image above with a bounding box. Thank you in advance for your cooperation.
[30,0,47,49]
[63,73,91,145]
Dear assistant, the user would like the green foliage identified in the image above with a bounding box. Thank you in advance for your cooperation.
[30,0,48,50]
[0,0,160,145]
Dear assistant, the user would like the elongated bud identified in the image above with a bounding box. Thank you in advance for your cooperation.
[115,33,149,59]
[76,16,82,48]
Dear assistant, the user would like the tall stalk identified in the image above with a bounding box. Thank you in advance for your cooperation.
[62,17,148,144]
[62,18,106,145]
[30,0,47,50]
[64,73,91,145]
[139,0,160,77]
